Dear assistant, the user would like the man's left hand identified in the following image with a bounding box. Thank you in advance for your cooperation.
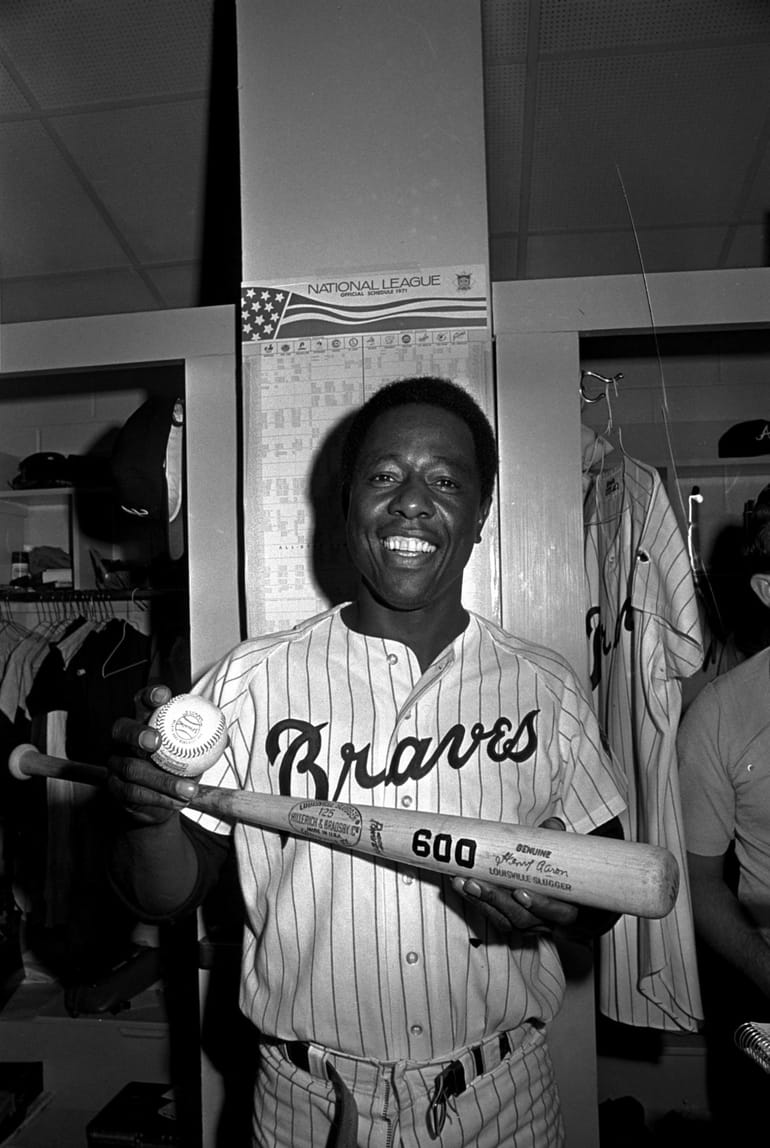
[450,816,575,934]
[451,814,622,940]
[450,876,578,934]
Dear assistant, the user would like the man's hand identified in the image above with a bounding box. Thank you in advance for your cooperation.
[107,683,199,825]
[450,816,577,934]
[451,875,578,934]
[450,815,623,941]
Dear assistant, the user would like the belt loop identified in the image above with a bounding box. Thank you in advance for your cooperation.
[284,1040,310,1072]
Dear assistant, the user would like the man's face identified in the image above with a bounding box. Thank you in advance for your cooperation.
[345,403,491,614]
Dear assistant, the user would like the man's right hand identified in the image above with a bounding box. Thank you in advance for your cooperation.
[107,683,199,825]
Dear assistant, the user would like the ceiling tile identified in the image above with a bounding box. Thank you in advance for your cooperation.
[613,226,731,273]
[0,0,214,107]
[527,224,731,279]
[481,0,530,61]
[483,62,527,229]
[0,120,132,276]
[0,57,32,114]
[528,45,770,233]
[536,0,770,54]
[488,234,519,282]
[723,224,770,269]
[52,101,209,264]
[525,229,650,279]
[0,268,164,324]
[741,140,770,218]
[145,264,202,309]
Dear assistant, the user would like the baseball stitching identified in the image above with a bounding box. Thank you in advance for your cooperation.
[154,700,225,760]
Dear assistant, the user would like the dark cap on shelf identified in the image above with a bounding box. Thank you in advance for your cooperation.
[9,452,71,489]
[718,419,770,457]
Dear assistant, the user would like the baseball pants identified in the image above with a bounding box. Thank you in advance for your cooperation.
[252,1020,565,1147]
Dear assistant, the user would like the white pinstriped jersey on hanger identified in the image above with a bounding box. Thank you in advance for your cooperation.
[184,605,625,1062]
[584,454,704,1030]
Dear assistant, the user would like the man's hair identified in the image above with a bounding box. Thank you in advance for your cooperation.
[340,376,498,506]
[743,482,770,575]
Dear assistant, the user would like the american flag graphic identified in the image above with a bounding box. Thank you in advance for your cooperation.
[241,282,487,342]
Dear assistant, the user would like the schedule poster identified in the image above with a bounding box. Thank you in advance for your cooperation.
[240,266,498,636]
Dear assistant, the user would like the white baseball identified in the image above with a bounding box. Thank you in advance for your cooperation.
[148,694,228,777]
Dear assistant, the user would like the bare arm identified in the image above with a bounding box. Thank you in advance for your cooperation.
[110,810,201,920]
[688,849,770,999]
[106,686,222,921]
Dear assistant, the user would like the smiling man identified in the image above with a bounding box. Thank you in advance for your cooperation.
[339,382,494,668]
[107,377,625,1148]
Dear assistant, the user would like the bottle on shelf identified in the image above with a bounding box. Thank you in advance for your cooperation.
[10,550,30,583]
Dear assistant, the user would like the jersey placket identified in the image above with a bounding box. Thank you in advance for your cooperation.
[377,641,456,1059]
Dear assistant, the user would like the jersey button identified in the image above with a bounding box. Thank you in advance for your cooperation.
[402,871,414,885]
[405,951,419,965]
[410,1024,424,1036]
[401,795,413,808]
[387,653,398,665]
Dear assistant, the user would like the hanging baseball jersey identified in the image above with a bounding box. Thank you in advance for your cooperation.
[584,453,704,1030]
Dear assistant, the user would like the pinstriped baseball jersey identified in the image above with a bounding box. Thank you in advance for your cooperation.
[584,455,705,1030]
[185,605,625,1061]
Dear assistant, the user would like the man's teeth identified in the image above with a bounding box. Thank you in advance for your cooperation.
[382,536,436,553]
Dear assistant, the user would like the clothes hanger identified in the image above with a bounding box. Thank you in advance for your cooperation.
[101,615,149,679]
[0,598,32,640]
[579,369,624,405]
[580,370,626,485]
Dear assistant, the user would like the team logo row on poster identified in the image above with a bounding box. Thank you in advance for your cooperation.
[259,328,471,356]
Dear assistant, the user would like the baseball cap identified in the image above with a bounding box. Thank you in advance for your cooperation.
[10,452,72,489]
[110,397,185,560]
[718,419,770,457]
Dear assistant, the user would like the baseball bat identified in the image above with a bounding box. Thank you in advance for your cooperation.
[8,744,678,919]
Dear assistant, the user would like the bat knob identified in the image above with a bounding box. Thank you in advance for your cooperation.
[8,744,37,781]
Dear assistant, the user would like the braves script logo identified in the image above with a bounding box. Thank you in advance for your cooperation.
[265,711,540,802]
[586,599,634,691]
